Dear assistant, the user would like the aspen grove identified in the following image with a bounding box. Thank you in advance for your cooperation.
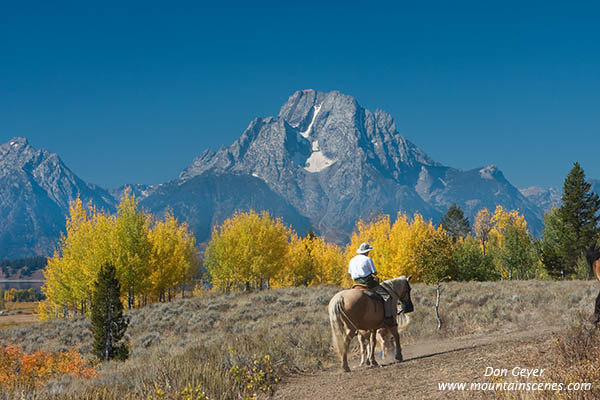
[40,190,198,319]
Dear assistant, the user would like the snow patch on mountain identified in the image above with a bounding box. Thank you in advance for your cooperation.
[299,104,321,138]
[479,165,498,180]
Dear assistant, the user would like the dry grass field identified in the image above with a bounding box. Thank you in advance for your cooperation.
[0,280,599,399]
[0,301,39,330]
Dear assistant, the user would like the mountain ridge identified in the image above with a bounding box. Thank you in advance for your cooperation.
[0,137,115,258]
[0,89,585,257]
[169,89,544,241]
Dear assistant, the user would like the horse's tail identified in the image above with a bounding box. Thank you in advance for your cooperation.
[397,312,411,332]
[328,292,348,358]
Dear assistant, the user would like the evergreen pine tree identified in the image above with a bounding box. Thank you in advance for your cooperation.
[556,162,600,274]
[90,263,129,361]
[440,204,471,242]
[540,208,574,278]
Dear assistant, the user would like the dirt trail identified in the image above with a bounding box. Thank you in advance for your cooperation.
[270,326,560,400]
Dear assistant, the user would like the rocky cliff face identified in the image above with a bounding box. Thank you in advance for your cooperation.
[175,89,544,239]
[178,90,444,241]
[519,186,562,213]
[142,171,311,244]
[0,138,114,258]
[520,179,600,216]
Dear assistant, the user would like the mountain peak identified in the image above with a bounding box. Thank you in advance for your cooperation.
[1,137,39,168]
[479,164,501,180]
[180,89,443,182]
[1,137,31,154]
[8,137,29,147]
[278,89,359,129]
[0,137,116,258]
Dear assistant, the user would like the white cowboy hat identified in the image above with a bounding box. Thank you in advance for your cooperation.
[356,242,374,254]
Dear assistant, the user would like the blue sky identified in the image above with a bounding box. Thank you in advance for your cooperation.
[1,1,599,189]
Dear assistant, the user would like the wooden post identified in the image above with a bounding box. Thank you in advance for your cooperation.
[435,276,450,330]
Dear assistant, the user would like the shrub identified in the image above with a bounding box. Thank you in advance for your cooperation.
[0,344,96,389]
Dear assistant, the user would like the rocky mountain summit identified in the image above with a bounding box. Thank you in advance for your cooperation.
[519,180,600,214]
[1,89,566,258]
[176,90,442,241]
[172,89,543,241]
[0,137,114,258]
[519,186,562,212]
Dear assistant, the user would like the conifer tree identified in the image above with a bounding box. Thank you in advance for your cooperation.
[440,204,471,242]
[557,162,600,272]
[540,208,574,278]
[91,263,129,361]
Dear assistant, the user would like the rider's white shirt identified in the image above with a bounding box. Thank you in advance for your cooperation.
[348,254,377,279]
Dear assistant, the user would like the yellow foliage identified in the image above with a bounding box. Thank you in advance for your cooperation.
[40,191,198,319]
[275,234,314,287]
[347,215,393,279]
[309,236,346,286]
[347,213,454,284]
[205,210,290,291]
[148,211,198,302]
[473,208,492,255]
[272,233,346,288]
[489,205,528,249]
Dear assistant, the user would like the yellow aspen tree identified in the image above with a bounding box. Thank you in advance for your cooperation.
[393,213,435,281]
[346,215,393,278]
[415,224,455,284]
[488,206,533,280]
[148,212,181,301]
[41,199,109,317]
[473,208,493,256]
[275,233,314,287]
[489,205,528,248]
[113,189,152,308]
[205,217,244,291]
[388,213,418,280]
[205,210,290,291]
[251,211,290,288]
[389,213,454,283]
[310,236,346,286]
[173,217,199,298]
[39,249,69,319]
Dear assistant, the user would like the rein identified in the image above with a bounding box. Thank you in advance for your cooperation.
[381,280,402,301]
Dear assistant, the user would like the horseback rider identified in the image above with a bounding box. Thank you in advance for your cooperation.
[348,243,398,327]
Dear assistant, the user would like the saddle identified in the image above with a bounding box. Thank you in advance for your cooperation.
[352,284,385,303]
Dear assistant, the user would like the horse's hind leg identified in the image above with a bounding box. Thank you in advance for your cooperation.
[368,329,379,367]
[358,331,367,367]
[342,329,356,372]
[391,328,403,362]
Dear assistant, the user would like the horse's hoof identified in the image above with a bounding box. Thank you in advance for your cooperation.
[343,366,351,372]
[395,355,403,362]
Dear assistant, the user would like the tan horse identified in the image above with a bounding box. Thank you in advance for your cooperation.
[328,276,414,372]
[587,244,600,325]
